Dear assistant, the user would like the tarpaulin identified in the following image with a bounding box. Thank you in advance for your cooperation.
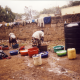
[44,16,51,24]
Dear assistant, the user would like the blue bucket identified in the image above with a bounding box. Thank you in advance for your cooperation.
[10,50,18,55]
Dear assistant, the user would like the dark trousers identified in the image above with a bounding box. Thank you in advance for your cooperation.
[9,37,17,45]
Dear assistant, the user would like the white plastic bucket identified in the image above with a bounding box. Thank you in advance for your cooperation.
[32,54,42,66]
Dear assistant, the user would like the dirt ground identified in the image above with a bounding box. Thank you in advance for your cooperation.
[0,40,80,80]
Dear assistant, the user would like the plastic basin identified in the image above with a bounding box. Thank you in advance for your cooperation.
[2,46,9,50]
[10,50,18,55]
[56,50,67,56]
[0,45,9,50]
[53,45,64,53]
[28,47,39,58]
[20,49,28,56]
[39,51,48,58]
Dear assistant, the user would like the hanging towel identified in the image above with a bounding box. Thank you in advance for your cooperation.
[26,20,29,23]
[35,19,38,23]
[5,23,7,27]
[44,16,51,24]
[29,20,32,23]
[0,24,2,27]
[9,23,11,27]
[10,23,13,26]
[32,19,35,22]
[7,23,9,27]
[37,17,44,27]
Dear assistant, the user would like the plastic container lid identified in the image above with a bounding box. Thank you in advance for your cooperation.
[66,23,78,27]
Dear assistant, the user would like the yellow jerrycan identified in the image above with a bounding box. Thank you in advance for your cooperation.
[67,48,76,59]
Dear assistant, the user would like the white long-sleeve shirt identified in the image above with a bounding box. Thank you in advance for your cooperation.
[32,31,44,40]
[9,33,16,40]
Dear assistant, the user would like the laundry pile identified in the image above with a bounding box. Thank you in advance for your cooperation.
[0,50,11,59]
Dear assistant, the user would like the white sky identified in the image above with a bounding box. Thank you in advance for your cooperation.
[0,0,69,14]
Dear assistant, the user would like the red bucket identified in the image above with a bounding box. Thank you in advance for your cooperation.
[28,47,39,58]
[2,47,9,50]
[0,46,2,50]
[19,46,25,51]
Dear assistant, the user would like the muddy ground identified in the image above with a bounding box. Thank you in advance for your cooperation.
[0,40,80,80]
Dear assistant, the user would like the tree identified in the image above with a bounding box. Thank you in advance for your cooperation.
[40,6,61,16]
[61,1,80,8]
[24,6,39,20]
[5,6,15,22]
[68,1,80,7]
[0,6,6,22]
[0,6,15,22]
[14,13,22,20]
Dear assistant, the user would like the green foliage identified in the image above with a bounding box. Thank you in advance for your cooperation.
[40,7,56,14]
[40,6,61,16]
[68,1,80,7]
[24,6,40,20]
[14,13,22,20]
[61,1,80,8]
[0,5,15,22]
[39,1,80,17]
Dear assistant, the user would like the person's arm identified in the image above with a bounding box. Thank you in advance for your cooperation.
[41,32,44,42]
[41,37,44,42]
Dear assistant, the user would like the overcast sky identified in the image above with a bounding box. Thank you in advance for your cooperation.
[0,0,69,14]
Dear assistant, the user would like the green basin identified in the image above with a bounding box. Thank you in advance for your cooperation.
[56,50,67,56]
[53,46,64,53]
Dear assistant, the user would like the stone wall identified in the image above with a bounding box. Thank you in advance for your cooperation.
[0,13,80,41]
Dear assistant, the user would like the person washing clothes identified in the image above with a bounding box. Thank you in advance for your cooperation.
[32,30,44,47]
[9,33,17,48]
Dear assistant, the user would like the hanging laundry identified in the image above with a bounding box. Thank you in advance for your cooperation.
[7,23,9,27]
[5,23,7,27]
[9,23,11,27]
[32,19,35,22]
[35,19,38,23]
[37,17,44,27]
[9,22,13,27]
[44,16,51,24]
[26,20,29,23]
[28,20,32,23]
[0,24,2,27]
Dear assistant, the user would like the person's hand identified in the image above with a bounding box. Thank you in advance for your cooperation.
[41,37,44,42]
